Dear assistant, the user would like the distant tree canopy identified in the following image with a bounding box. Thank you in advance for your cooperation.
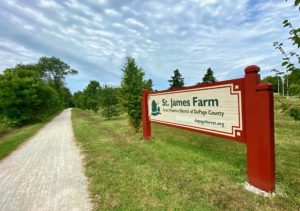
[72,81,121,120]
[168,69,184,89]
[72,57,153,129]
[73,91,85,109]
[83,80,101,113]
[262,75,282,93]
[100,85,120,119]
[202,68,217,84]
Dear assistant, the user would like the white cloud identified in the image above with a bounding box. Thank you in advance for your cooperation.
[172,4,185,13]
[65,0,96,18]
[39,0,61,9]
[3,0,16,5]
[9,4,56,26]
[90,0,107,4]
[121,6,130,11]
[0,39,39,72]
[112,22,127,29]
[104,8,121,17]
[125,18,149,30]
[23,24,35,31]
[192,0,218,7]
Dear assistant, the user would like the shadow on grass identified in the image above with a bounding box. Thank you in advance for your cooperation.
[152,124,247,177]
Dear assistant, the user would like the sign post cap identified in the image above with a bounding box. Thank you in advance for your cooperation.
[245,65,260,74]
[257,82,273,91]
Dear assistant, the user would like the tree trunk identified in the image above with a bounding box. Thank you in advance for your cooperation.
[278,77,280,96]
[282,78,285,97]
[286,77,289,100]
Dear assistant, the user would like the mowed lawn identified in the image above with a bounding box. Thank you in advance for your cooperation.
[72,98,300,210]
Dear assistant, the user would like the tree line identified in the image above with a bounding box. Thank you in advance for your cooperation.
[0,53,216,131]
[0,57,76,126]
[73,81,121,120]
[73,57,219,133]
[73,57,154,131]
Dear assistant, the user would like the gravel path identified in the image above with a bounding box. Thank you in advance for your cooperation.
[0,109,91,211]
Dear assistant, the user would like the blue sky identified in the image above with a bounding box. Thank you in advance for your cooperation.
[0,0,299,92]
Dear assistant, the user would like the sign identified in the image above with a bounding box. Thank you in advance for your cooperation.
[142,65,275,193]
[148,83,243,139]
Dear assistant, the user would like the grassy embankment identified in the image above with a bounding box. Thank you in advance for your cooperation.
[72,97,300,210]
[0,112,61,160]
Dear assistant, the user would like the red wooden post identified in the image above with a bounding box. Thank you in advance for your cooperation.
[244,65,275,192]
[142,90,151,140]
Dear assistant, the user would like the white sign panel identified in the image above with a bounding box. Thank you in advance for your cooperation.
[148,84,243,137]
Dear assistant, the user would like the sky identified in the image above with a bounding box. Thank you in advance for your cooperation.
[0,0,299,92]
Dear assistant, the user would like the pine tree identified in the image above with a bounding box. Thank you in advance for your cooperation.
[120,57,145,132]
[202,68,217,83]
[168,69,184,89]
[143,79,153,91]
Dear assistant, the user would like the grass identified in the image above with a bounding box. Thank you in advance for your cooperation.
[0,112,61,160]
[72,97,300,210]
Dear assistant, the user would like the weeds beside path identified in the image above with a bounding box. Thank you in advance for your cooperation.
[0,111,61,160]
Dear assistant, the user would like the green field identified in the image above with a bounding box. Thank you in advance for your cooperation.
[72,98,300,210]
[0,112,61,160]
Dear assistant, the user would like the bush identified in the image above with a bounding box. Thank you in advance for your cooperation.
[280,101,300,121]
[280,101,290,112]
[289,107,300,121]
[0,67,62,126]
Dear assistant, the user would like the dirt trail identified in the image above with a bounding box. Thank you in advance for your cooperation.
[0,109,91,211]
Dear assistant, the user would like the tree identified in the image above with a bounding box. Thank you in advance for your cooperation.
[83,80,101,113]
[288,67,300,96]
[168,69,184,89]
[120,57,145,132]
[202,67,217,83]
[0,66,61,126]
[37,57,78,105]
[143,79,153,91]
[0,57,77,126]
[290,84,300,97]
[59,87,73,108]
[73,91,85,109]
[37,56,78,90]
[271,69,285,96]
[273,0,300,98]
[100,85,120,119]
[262,75,282,94]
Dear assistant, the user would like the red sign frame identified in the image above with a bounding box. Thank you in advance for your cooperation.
[142,65,275,192]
